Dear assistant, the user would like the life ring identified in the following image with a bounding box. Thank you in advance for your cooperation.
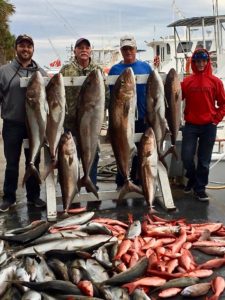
[154,55,160,68]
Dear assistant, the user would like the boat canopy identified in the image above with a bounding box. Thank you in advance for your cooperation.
[167,15,225,28]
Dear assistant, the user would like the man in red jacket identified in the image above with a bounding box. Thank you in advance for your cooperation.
[181,48,225,201]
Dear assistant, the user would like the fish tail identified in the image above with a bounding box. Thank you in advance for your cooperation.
[119,180,143,200]
[80,176,99,199]
[161,145,179,160]
[207,296,219,300]
[22,163,42,187]
[122,282,136,294]
[43,159,57,180]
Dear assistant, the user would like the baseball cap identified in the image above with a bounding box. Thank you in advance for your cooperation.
[120,35,137,48]
[75,38,91,48]
[15,34,34,46]
[192,50,209,61]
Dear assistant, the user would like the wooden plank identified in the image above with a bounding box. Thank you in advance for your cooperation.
[73,190,143,202]
[156,161,176,210]
[20,74,150,87]
[44,147,57,221]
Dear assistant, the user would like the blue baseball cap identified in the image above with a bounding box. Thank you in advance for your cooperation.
[192,50,209,61]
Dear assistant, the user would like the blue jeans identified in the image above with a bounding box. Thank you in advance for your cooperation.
[181,122,217,192]
[116,119,148,187]
[2,120,41,203]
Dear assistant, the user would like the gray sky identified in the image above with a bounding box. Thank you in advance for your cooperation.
[9,0,225,68]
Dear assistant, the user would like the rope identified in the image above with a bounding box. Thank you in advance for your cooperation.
[97,161,117,182]
[206,185,225,190]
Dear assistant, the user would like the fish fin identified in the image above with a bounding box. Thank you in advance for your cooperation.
[164,95,169,108]
[161,145,178,160]
[65,102,69,114]
[43,159,57,180]
[123,100,130,116]
[45,100,49,114]
[33,247,46,260]
[119,180,143,200]
[22,164,42,187]
[80,176,99,199]
[127,213,133,224]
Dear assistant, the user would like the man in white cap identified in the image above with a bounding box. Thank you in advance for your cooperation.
[60,38,106,202]
[108,34,153,189]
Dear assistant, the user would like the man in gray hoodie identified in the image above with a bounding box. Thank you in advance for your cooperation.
[0,34,47,212]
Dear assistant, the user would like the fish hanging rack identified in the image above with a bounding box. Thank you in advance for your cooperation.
[20,75,176,221]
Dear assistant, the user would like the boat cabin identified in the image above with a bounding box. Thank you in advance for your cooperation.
[147,15,225,79]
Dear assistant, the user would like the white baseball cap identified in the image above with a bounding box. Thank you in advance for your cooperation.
[120,35,137,48]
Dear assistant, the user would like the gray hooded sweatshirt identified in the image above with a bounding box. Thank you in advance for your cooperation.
[0,58,47,123]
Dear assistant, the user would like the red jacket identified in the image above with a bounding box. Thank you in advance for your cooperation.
[181,49,225,125]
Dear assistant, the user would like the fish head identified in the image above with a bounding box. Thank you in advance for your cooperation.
[140,127,156,156]
[26,71,45,108]
[114,67,135,102]
[59,131,76,155]
[46,73,65,108]
[80,69,104,102]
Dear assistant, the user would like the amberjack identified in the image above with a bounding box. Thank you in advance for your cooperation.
[164,68,182,159]
[75,69,105,198]
[23,71,48,185]
[45,73,66,177]
[146,69,169,160]
[108,67,142,200]
[58,132,79,213]
[138,127,158,212]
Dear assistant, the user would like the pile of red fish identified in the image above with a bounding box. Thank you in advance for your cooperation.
[94,213,225,299]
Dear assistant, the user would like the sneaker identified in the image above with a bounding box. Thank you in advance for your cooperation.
[183,181,194,194]
[0,201,16,212]
[27,198,46,208]
[194,191,210,202]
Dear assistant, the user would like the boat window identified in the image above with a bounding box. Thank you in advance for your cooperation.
[156,45,160,56]
[177,42,193,53]
[161,47,165,61]
[166,43,171,55]
[195,40,212,51]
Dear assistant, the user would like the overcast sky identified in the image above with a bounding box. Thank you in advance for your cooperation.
[9,0,225,68]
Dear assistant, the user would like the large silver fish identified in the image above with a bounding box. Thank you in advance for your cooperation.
[0,221,50,244]
[23,70,48,185]
[50,211,95,228]
[101,257,148,285]
[164,68,182,159]
[138,127,158,212]
[58,132,79,212]
[15,235,115,257]
[76,69,105,198]
[11,280,82,296]
[108,67,142,200]
[146,69,168,158]
[45,72,66,176]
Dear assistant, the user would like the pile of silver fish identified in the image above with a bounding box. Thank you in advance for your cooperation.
[0,212,225,299]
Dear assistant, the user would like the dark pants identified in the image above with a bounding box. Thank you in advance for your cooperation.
[2,120,40,203]
[181,122,217,193]
[116,119,148,187]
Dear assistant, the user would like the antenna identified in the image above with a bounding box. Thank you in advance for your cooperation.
[172,0,185,20]
[47,38,61,60]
